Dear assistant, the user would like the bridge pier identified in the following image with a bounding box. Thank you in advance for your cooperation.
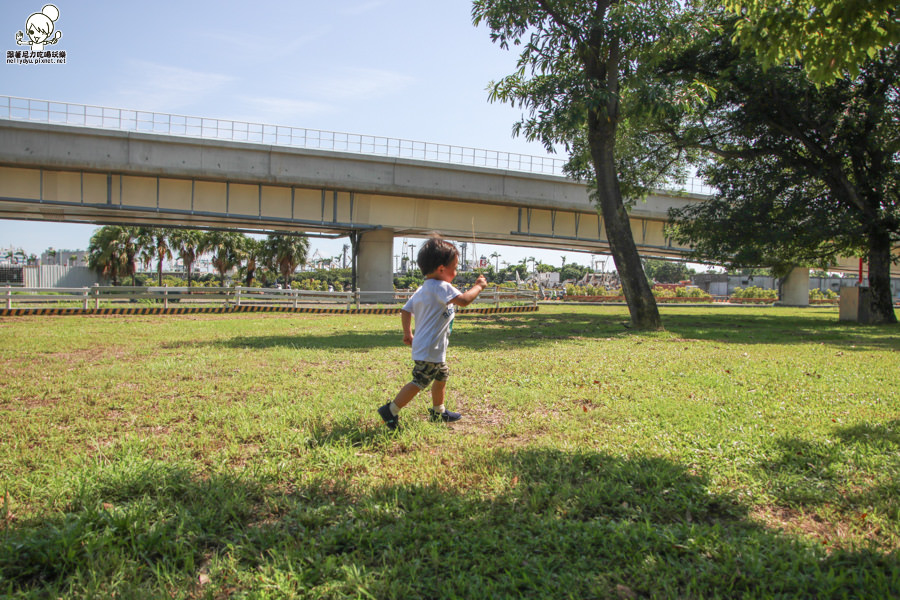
[780,267,810,306]
[358,229,395,303]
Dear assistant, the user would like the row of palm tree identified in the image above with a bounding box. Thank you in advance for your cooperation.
[87,226,310,287]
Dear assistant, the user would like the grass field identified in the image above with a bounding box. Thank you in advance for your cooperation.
[1,305,898,598]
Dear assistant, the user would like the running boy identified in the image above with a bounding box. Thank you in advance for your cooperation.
[378,236,487,430]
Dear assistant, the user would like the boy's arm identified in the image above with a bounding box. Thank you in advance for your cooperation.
[401,309,413,345]
[450,275,488,307]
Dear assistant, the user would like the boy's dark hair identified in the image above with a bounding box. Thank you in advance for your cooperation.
[417,235,459,275]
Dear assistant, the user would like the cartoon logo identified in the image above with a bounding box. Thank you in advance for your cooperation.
[16,4,62,52]
[7,4,66,65]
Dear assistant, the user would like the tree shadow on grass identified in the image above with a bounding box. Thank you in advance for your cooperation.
[187,309,899,354]
[754,419,900,524]
[659,310,900,350]
[2,446,897,598]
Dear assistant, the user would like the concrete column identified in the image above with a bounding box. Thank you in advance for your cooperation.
[358,228,394,303]
[781,267,810,306]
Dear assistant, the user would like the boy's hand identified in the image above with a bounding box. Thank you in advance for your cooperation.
[475,274,488,288]
[403,332,413,346]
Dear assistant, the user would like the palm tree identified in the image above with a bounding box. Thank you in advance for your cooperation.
[263,233,310,288]
[137,227,172,286]
[169,229,208,288]
[237,236,263,286]
[491,251,501,271]
[120,227,142,286]
[87,226,129,285]
[206,230,244,286]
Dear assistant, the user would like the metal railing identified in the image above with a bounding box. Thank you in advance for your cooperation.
[3,284,538,311]
[0,95,565,175]
[0,95,714,193]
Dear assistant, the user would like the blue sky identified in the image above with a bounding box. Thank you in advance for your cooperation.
[1,1,621,271]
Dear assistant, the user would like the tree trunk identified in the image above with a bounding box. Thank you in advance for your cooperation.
[157,260,163,286]
[866,229,898,324]
[587,120,662,330]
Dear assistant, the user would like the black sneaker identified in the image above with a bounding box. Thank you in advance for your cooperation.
[429,408,462,423]
[378,403,400,431]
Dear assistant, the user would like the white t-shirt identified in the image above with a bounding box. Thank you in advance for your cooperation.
[403,278,461,363]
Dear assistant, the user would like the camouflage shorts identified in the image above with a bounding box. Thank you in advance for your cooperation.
[411,360,450,389]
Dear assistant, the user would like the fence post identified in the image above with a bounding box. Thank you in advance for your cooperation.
[82,287,89,311]
[5,286,10,310]
[355,288,361,310]
[234,286,241,307]
[495,285,500,308]
[163,284,168,310]
[93,283,100,309]
[346,290,352,310]
[292,288,298,309]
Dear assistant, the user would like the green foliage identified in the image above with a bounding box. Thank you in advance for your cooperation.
[87,226,141,286]
[731,286,778,299]
[663,12,899,322]
[565,284,619,297]
[206,231,245,287]
[137,228,172,287]
[643,259,695,283]
[810,288,838,301]
[294,268,352,291]
[727,0,900,84]
[559,262,590,283]
[394,270,424,290]
[261,234,310,287]
[654,286,712,300]
[168,230,208,288]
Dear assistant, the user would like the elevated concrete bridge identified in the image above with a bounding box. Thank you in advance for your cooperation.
[0,98,893,301]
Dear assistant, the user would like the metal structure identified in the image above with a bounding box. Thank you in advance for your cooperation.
[0,95,713,194]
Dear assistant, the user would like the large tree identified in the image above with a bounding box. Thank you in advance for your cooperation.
[472,0,690,330]
[663,13,899,323]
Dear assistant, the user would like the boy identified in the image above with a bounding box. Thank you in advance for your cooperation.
[378,236,487,430]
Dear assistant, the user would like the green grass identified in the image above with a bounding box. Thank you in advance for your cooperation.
[0,305,898,598]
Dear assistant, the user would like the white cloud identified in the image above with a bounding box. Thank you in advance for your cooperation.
[112,61,234,114]
[233,96,336,125]
[316,67,415,102]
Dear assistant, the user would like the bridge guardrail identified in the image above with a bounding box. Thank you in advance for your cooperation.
[0,95,715,194]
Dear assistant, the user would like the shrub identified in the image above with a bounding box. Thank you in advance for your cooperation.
[731,286,777,299]
[810,288,838,300]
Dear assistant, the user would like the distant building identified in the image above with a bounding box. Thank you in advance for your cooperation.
[41,248,89,267]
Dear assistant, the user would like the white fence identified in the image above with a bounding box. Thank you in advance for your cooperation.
[2,285,538,311]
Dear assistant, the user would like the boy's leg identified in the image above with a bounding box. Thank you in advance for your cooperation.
[378,382,421,430]
[430,379,446,408]
[428,379,461,423]
[394,382,421,409]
